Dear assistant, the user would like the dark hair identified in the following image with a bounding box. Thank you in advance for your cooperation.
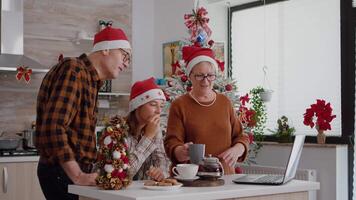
[126,111,139,137]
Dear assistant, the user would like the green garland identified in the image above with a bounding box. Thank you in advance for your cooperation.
[249,86,267,143]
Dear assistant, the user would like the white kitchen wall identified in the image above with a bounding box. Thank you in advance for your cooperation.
[132,0,155,82]
[132,0,193,82]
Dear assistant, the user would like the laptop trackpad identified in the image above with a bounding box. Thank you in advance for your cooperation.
[235,174,265,182]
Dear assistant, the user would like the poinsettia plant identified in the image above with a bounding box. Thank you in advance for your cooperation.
[237,93,264,165]
[303,99,336,131]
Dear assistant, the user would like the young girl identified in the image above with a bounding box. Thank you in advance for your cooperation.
[126,77,170,181]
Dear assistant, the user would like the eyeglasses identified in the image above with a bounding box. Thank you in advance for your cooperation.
[119,49,131,67]
[193,73,216,81]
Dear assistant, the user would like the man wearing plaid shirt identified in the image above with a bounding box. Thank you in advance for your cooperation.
[35,26,131,200]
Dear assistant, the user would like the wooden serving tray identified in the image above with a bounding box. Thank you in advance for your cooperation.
[179,178,224,187]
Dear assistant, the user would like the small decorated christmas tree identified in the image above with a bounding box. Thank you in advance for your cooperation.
[96,116,132,190]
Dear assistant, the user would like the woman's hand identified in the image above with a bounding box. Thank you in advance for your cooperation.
[146,166,165,181]
[174,142,192,162]
[144,114,160,139]
[217,143,245,168]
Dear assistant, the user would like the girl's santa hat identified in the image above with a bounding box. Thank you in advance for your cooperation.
[92,27,131,52]
[129,77,166,112]
[182,46,218,75]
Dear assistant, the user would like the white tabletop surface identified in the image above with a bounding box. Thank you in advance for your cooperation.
[69,174,320,200]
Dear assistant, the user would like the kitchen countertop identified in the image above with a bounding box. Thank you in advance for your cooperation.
[69,174,320,200]
[0,156,39,163]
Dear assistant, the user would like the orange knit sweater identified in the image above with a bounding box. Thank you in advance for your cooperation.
[164,93,249,174]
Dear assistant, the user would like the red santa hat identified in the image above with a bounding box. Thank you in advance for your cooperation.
[92,27,131,52]
[129,77,166,112]
[182,46,218,75]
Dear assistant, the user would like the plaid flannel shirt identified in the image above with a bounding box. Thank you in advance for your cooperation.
[35,54,101,165]
[128,130,171,180]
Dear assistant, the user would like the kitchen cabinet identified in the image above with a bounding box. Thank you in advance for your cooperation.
[0,161,45,200]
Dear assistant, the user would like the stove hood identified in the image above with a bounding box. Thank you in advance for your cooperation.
[0,0,48,73]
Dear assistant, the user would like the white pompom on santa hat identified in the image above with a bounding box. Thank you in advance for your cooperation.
[129,77,166,112]
[92,27,131,52]
[182,46,218,75]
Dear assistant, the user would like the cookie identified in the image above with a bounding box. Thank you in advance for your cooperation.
[157,182,173,186]
[144,180,157,186]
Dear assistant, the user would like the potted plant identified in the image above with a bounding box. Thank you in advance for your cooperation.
[251,86,273,102]
[268,116,295,143]
[249,86,268,141]
[303,99,336,144]
[260,88,273,102]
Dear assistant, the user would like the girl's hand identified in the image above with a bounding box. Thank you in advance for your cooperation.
[144,114,160,139]
[146,166,165,181]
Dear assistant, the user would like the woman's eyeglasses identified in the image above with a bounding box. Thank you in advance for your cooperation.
[193,73,216,81]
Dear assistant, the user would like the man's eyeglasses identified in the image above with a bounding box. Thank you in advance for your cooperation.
[119,49,131,67]
[193,73,216,81]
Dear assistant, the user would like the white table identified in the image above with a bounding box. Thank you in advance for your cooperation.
[69,174,320,200]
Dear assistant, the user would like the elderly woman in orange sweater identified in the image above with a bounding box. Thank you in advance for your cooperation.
[164,46,249,174]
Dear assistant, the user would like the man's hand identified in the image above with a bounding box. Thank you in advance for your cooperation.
[60,160,98,186]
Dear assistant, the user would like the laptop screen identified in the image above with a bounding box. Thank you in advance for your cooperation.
[283,135,306,183]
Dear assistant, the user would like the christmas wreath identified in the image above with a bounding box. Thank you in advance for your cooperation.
[95,116,132,190]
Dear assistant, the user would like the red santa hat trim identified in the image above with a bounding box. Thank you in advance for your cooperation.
[182,46,218,75]
[129,77,166,112]
[92,27,131,52]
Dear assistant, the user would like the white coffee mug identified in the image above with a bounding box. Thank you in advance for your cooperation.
[172,164,198,179]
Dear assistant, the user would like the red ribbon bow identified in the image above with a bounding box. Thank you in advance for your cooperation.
[16,66,32,83]
[184,7,212,42]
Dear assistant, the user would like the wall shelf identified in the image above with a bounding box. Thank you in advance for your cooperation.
[0,67,49,73]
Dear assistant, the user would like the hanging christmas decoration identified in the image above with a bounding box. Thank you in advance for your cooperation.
[96,116,132,190]
[99,20,113,30]
[16,66,32,83]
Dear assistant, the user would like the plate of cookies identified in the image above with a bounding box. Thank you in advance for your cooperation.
[143,178,183,191]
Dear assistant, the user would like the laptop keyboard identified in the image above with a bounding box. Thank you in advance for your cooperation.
[254,175,284,183]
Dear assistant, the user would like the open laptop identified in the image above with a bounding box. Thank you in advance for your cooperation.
[233,134,306,185]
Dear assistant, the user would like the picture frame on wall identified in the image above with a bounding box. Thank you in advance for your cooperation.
[212,42,225,62]
[162,41,184,77]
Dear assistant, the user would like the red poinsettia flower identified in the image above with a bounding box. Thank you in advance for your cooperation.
[239,94,250,106]
[247,132,254,144]
[303,99,336,131]
[239,107,256,128]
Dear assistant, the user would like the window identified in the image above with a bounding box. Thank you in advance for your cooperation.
[230,0,342,136]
